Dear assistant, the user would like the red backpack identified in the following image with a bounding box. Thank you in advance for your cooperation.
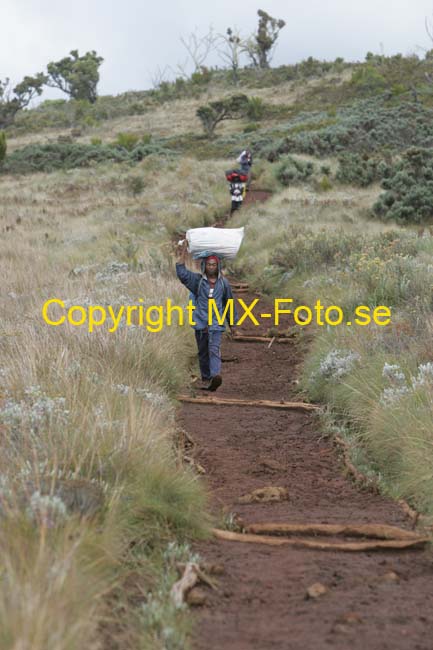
[225,169,248,183]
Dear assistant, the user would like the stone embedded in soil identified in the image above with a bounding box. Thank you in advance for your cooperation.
[338,612,363,625]
[331,612,363,635]
[187,587,207,606]
[259,458,286,472]
[306,582,328,600]
[237,486,289,504]
[381,571,400,583]
[203,563,225,575]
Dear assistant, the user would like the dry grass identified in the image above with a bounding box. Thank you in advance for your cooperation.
[0,157,229,649]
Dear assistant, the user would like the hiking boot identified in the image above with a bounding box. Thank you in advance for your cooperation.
[207,375,222,392]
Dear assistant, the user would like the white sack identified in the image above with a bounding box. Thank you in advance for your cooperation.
[186,227,244,259]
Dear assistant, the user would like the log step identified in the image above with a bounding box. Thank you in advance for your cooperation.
[177,395,319,412]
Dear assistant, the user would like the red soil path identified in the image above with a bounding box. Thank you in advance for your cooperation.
[179,190,433,650]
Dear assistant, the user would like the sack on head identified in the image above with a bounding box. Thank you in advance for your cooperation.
[186,226,245,260]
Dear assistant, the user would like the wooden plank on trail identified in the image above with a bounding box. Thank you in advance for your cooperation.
[177,395,319,412]
[212,529,429,551]
[229,282,249,289]
[232,335,294,344]
[246,522,423,540]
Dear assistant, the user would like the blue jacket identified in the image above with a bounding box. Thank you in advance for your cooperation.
[176,260,238,331]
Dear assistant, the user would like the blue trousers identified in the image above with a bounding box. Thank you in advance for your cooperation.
[195,329,222,380]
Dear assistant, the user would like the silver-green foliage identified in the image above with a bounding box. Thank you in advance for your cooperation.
[336,152,390,187]
[273,99,433,158]
[275,155,315,185]
[373,147,433,224]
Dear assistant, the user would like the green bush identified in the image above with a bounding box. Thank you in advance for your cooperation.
[268,99,433,159]
[126,175,145,196]
[246,96,265,120]
[82,115,99,128]
[1,141,172,174]
[266,226,363,281]
[191,67,213,86]
[90,137,102,145]
[288,117,337,135]
[0,131,6,163]
[275,155,315,185]
[269,226,420,283]
[115,132,140,150]
[316,175,333,192]
[373,147,433,224]
[336,152,390,187]
[243,122,259,133]
[350,65,388,95]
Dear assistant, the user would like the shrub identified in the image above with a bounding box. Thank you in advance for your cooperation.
[82,115,99,128]
[275,155,315,186]
[373,147,433,224]
[115,132,140,150]
[57,134,73,144]
[126,175,145,196]
[272,226,361,273]
[316,175,333,192]
[268,99,433,158]
[191,67,212,86]
[90,137,102,145]
[336,152,390,187]
[243,122,259,133]
[246,96,265,120]
[1,141,172,174]
[350,65,387,95]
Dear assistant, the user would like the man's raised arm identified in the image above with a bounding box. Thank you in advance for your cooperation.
[175,240,200,294]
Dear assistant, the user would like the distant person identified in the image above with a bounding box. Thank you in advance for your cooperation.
[228,173,245,213]
[237,149,253,190]
[176,243,237,392]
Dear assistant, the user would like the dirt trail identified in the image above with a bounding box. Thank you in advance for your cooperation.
[179,191,433,650]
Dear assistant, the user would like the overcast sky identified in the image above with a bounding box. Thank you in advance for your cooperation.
[2,0,433,101]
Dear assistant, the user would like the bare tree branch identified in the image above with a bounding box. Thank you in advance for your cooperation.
[216,28,245,84]
[179,26,218,75]
[149,65,171,89]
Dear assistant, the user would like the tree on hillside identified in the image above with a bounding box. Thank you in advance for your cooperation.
[196,94,249,137]
[0,74,47,129]
[46,50,103,103]
[243,10,286,69]
[217,28,244,85]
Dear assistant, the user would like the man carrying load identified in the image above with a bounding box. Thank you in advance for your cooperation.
[225,169,248,213]
[237,149,253,190]
[176,242,237,392]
